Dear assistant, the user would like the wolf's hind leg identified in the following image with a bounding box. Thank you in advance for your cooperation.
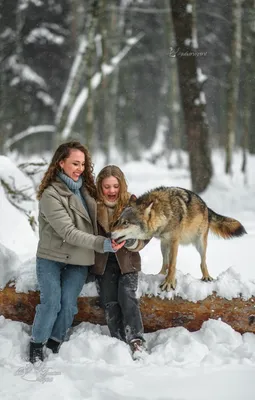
[195,231,213,282]
[158,241,169,275]
[160,239,179,291]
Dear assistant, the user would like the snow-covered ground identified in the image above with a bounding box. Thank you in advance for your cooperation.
[0,150,255,399]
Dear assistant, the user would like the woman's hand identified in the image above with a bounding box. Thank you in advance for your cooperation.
[111,239,125,251]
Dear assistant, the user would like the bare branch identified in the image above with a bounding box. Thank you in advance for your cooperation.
[61,32,144,139]
[4,125,55,151]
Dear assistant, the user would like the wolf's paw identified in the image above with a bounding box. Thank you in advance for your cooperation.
[160,278,176,291]
[201,276,213,282]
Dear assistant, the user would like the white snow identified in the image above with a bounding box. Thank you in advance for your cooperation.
[0,150,255,399]
[36,91,55,107]
[197,67,207,83]
[7,55,46,88]
[0,156,38,260]
[19,0,43,10]
[25,28,64,45]
[184,38,192,47]
[186,4,193,14]
[200,91,206,104]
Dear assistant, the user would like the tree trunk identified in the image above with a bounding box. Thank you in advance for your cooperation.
[166,0,183,167]
[1,286,255,334]
[170,0,212,193]
[225,0,242,174]
[55,36,87,143]
[240,0,255,174]
[84,1,100,149]
[98,0,122,163]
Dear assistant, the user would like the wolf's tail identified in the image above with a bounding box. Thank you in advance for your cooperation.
[208,208,247,239]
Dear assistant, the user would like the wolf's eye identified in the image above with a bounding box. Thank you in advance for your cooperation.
[124,220,129,226]
[112,219,119,227]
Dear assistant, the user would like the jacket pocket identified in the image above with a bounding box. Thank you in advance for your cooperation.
[50,233,66,250]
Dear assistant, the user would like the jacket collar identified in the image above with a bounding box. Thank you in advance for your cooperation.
[97,201,110,233]
[80,186,97,231]
[97,194,131,234]
[51,177,73,197]
[51,178,96,230]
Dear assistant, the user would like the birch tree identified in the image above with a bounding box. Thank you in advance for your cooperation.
[54,0,100,148]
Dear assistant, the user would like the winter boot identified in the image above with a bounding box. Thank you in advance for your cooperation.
[129,338,147,360]
[46,338,61,354]
[29,342,44,364]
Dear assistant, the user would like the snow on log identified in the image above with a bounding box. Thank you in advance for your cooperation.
[0,285,255,334]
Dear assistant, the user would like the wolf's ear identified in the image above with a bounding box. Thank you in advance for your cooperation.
[129,194,137,205]
[144,201,153,218]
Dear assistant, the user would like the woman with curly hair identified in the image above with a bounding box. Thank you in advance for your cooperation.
[29,143,124,363]
[91,165,148,359]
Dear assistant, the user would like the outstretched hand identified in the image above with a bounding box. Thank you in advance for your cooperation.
[111,239,125,251]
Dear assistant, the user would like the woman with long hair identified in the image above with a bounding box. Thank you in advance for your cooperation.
[29,143,124,363]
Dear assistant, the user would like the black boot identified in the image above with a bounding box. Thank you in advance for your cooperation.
[129,338,147,360]
[46,338,61,354]
[29,342,44,363]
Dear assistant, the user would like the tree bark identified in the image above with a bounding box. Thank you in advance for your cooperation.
[225,0,242,174]
[84,0,100,149]
[170,0,212,193]
[240,0,255,173]
[1,286,255,334]
[166,0,183,166]
[98,0,122,163]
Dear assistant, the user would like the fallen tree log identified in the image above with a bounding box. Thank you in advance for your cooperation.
[1,285,255,334]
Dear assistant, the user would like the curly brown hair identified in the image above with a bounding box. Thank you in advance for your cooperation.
[37,141,97,199]
[96,165,130,226]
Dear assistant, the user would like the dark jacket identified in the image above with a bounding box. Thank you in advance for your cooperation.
[91,201,147,275]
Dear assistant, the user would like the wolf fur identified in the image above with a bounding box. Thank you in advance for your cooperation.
[111,186,247,291]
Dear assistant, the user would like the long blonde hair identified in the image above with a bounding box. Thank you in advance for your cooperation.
[37,141,96,199]
[96,165,130,226]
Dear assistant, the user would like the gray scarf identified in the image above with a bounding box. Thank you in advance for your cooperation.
[57,171,89,213]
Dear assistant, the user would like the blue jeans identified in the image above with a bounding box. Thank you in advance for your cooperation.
[31,257,88,343]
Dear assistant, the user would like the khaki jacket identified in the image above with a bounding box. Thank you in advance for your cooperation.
[36,178,105,265]
[91,201,147,275]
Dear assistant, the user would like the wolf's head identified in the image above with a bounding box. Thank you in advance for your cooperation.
[110,194,154,242]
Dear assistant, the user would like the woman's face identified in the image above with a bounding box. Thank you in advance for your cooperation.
[59,150,85,181]
[101,176,120,202]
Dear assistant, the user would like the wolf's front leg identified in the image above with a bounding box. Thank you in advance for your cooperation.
[195,231,213,282]
[158,241,169,275]
[160,239,179,291]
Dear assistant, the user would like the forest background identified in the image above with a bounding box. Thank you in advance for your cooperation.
[0,0,254,193]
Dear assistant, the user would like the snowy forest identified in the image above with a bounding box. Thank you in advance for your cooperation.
[0,0,254,193]
[1,2,255,397]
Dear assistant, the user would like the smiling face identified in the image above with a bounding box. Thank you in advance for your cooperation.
[101,176,120,202]
[59,149,85,181]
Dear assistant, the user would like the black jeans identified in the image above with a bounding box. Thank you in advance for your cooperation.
[97,255,144,344]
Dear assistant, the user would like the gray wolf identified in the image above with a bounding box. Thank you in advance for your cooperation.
[110,186,247,291]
